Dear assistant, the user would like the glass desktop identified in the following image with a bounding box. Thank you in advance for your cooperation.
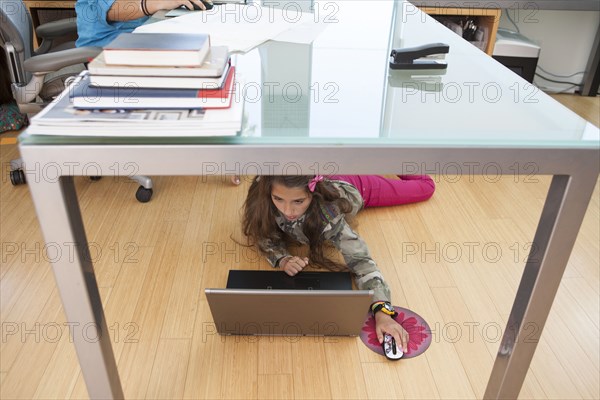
[19,1,599,148]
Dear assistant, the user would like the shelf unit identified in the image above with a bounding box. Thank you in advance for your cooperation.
[419,7,502,55]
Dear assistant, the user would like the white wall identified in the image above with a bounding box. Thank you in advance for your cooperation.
[498,9,599,93]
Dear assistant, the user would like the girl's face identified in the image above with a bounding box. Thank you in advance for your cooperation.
[271,182,313,222]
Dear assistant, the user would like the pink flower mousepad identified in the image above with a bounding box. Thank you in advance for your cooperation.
[360,306,432,358]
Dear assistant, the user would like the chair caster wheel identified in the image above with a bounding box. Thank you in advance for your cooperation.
[135,186,153,203]
[90,176,102,181]
[10,169,26,186]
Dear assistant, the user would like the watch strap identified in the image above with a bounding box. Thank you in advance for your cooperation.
[371,301,397,317]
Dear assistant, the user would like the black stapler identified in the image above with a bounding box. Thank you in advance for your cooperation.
[389,43,450,70]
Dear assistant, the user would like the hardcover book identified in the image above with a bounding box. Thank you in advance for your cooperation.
[89,63,231,90]
[88,46,229,79]
[71,67,236,109]
[103,32,211,67]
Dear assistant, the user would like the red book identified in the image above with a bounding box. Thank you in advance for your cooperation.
[197,67,236,99]
[71,67,237,110]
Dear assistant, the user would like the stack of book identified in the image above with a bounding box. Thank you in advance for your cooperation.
[28,33,243,137]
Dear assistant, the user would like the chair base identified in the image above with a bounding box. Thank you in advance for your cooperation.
[8,158,153,202]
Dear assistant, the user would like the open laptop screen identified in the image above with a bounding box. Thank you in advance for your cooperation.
[226,270,353,290]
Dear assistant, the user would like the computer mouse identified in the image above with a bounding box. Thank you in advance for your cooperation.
[382,333,403,361]
[191,0,214,10]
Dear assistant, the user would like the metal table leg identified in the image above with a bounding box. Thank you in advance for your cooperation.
[26,175,123,399]
[485,173,599,398]
[581,25,599,96]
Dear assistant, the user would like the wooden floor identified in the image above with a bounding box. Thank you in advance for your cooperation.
[0,94,598,399]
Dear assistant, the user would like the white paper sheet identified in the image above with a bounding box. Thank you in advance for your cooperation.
[136,3,327,52]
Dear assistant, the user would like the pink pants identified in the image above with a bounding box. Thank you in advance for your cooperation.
[330,175,435,208]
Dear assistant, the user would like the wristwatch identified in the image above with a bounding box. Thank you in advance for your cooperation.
[371,301,397,318]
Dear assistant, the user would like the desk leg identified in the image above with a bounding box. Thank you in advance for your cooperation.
[26,176,123,399]
[581,25,599,96]
[484,174,598,399]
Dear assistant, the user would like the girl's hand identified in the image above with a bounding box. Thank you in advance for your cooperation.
[375,312,408,353]
[280,256,309,276]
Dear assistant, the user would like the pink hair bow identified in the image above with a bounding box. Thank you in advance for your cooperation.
[308,175,323,192]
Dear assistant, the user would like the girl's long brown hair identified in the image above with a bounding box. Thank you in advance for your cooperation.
[242,176,353,270]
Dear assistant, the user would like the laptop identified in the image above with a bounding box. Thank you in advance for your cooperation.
[205,270,373,336]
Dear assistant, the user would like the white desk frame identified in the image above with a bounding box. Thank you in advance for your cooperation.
[18,142,599,399]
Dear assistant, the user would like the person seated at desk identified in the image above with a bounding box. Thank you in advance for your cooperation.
[75,0,212,47]
[75,0,243,183]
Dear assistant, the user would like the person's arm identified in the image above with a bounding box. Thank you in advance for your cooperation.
[258,238,291,269]
[107,0,210,22]
[328,219,408,351]
[327,219,391,302]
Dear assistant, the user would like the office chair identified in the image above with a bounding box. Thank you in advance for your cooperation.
[0,0,154,202]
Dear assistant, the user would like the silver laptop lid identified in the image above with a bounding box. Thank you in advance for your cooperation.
[205,289,374,336]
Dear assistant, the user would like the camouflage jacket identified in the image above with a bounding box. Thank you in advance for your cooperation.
[260,180,391,302]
